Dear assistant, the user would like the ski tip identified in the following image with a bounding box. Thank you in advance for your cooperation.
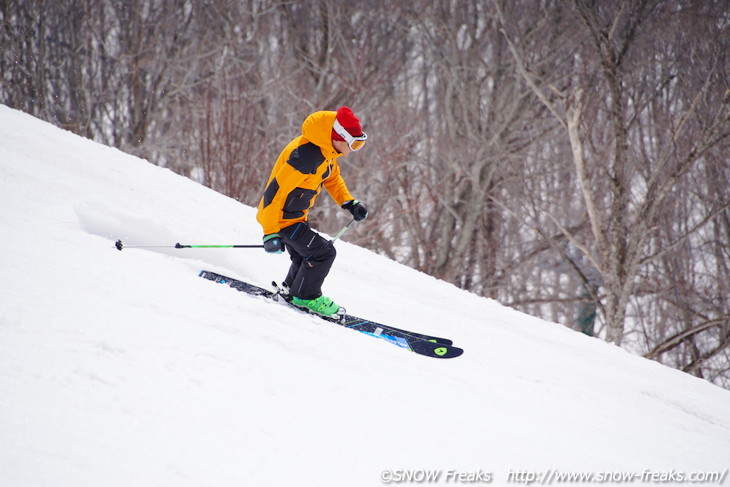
[424,344,464,359]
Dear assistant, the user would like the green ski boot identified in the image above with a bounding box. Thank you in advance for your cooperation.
[291,295,343,318]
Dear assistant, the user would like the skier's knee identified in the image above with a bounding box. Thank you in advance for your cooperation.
[316,242,336,263]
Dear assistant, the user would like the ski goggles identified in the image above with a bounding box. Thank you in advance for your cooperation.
[333,118,368,151]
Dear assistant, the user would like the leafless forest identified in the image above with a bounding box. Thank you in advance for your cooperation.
[2,0,729,386]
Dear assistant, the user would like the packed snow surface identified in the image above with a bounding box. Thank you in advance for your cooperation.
[1,105,728,486]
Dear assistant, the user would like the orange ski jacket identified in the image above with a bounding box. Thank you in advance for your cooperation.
[256,110,354,235]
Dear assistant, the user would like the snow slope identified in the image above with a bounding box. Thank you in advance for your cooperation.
[1,104,728,487]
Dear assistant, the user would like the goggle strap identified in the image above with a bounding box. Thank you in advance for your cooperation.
[333,118,367,150]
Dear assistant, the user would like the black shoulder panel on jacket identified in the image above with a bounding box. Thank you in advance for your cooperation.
[286,142,325,175]
[262,178,279,208]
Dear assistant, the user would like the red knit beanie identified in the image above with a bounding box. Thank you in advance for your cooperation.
[331,106,363,141]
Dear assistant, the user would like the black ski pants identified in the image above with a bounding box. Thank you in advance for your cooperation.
[279,222,336,300]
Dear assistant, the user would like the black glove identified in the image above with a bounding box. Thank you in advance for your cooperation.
[342,200,368,221]
[263,233,283,254]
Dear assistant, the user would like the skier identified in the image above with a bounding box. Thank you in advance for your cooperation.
[256,107,369,317]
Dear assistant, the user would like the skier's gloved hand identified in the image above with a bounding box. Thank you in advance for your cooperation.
[342,200,368,221]
[263,233,283,254]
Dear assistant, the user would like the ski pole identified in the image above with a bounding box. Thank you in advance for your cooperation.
[174,243,264,249]
[115,219,356,251]
[115,240,263,251]
[331,218,356,243]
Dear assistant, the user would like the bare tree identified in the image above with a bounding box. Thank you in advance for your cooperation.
[496,0,730,359]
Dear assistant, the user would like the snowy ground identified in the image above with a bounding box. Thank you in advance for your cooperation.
[1,104,729,487]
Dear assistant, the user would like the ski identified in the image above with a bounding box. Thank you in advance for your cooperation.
[198,270,453,344]
[198,270,463,359]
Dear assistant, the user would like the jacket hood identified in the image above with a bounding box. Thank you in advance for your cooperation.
[301,111,338,157]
